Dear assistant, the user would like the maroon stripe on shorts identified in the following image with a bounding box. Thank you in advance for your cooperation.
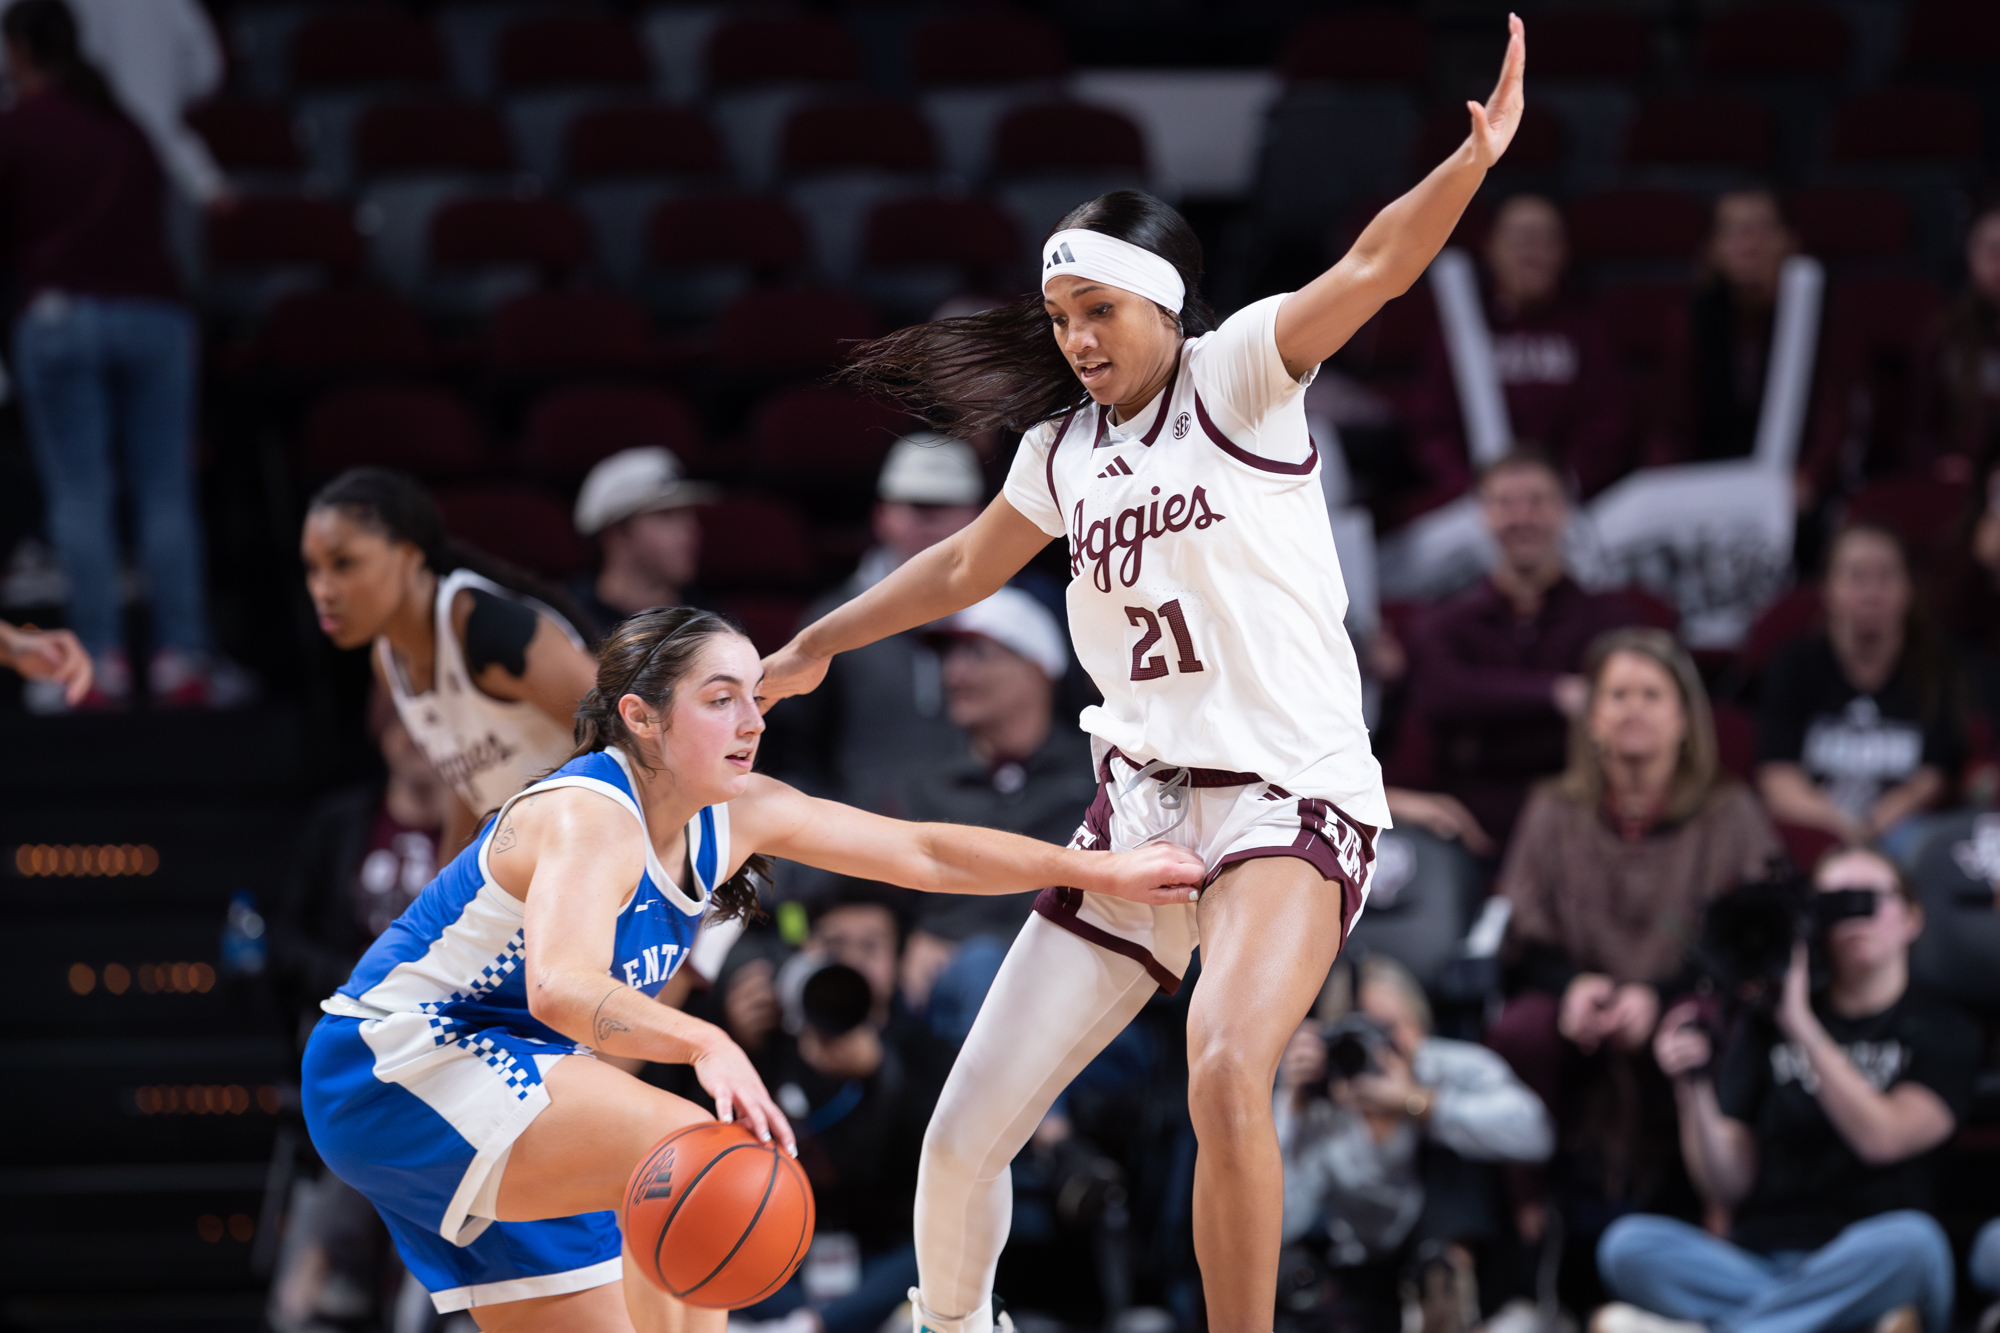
[1099,746,1262,789]
[1203,800,1377,951]
[1033,885,1185,995]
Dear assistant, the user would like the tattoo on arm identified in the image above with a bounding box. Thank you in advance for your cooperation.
[492,823,518,853]
[591,985,632,1046]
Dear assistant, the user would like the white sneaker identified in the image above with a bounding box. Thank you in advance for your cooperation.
[1589,1304,1706,1333]
[909,1290,1010,1333]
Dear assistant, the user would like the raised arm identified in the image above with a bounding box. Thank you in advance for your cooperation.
[1272,15,1526,377]
[732,774,1205,902]
[760,495,1052,707]
[499,789,794,1149]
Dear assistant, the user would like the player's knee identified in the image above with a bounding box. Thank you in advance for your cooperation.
[1185,1039,1266,1130]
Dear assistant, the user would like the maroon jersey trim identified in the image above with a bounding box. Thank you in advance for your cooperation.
[1192,389,1319,476]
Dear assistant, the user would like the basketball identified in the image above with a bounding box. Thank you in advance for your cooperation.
[621,1121,816,1308]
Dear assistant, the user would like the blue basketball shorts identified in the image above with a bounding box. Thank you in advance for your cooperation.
[302,1014,624,1312]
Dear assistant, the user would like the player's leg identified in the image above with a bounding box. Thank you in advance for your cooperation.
[492,1055,723,1333]
[1185,856,1351,1333]
[465,1280,635,1333]
[914,914,1158,1330]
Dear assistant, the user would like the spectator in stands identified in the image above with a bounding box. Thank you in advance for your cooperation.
[1659,190,1800,466]
[892,586,1094,939]
[568,446,716,640]
[1488,629,1779,1213]
[1412,194,1633,508]
[1277,956,1552,1333]
[764,434,986,809]
[267,701,448,1331]
[1408,451,1640,849]
[1594,846,1978,1333]
[1913,197,2000,486]
[1757,523,1964,856]
[1,0,226,206]
[0,618,89,705]
[1973,1218,2000,1333]
[2,0,227,709]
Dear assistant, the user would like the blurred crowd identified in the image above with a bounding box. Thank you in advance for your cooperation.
[6,3,2000,1333]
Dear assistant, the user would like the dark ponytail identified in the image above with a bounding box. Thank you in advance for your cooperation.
[839,190,1217,436]
[570,606,769,924]
[308,467,599,643]
[3,0,121,118]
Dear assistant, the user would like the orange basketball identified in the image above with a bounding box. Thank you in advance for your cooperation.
[621,1121,816,1308]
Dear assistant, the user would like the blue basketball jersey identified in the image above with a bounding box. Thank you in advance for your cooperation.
[326,747,726,1044]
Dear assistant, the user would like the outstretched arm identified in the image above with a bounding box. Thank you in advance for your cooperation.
[1272,14,1526,377]
[732,774,1206,902]
[760,496,1052,707]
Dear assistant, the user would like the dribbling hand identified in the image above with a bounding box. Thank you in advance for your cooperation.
[1467,14,1526,170]
[692,1033,798,1157]
[757,638,830,715]
[1089,841,1210,905]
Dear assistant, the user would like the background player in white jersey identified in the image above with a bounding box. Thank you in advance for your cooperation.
[301,467,599,856]
[758,19,1528,1332]
[302,607,1204,1331]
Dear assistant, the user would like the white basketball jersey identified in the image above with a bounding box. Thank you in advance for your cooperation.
[1003,295,1390,828]
[378,568,581,818]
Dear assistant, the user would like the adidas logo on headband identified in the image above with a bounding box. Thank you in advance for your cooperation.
[1045,242,1077,268]
[1040,228,1186,313]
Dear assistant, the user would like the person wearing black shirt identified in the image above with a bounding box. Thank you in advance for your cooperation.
[1758,524,1963,855]
[1593,847,1979,1333]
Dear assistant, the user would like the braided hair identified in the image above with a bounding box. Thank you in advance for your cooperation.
[570,606,768,923]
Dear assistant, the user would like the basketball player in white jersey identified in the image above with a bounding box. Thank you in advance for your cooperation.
[301,468,598,857]
[759,20,1526,1332]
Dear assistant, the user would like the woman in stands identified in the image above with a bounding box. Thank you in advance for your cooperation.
[757,20,1527,1332]
[301,467,599,856]
[302,607,1203,1331]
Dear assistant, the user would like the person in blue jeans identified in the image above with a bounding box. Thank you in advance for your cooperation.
[1593,847,1980,1333]
[1,1,223,710]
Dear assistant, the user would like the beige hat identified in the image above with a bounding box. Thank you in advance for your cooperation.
[878,432,983,506]
[934,587,1069,680]
[574,447,719,536]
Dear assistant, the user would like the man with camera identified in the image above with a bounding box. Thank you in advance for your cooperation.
[1595,848,1980,1333]
[1278,957,1554,1333]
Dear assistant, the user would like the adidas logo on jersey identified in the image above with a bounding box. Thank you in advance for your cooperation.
[1097,457,1134,479]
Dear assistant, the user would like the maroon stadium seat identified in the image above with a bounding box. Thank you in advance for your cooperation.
[696,495,816,588]
[353,101,513,177]
[1569,191,1708,263]
[185,99,303,174]
[708,593,811,655]
[435,484,589,578]
[1711,702,1758,781]
[488,291,656,378]
[1626,93,1774,169]
[522,385,705,481]
[1697,4,1849,78]
[911,13,1068,85]
[1810,276,1947,489]
[207,196,363,274]
[714,291,879,373]
[1597,280,1692,370]
[300,383,484,480]
[1847,476,1973,569]
[428,196,592,274]
[1787,187,1911,261]
[1739,583,1822,681]
[1831,88,1983,163]
[862,196,1019,270]
[290,10,447,90]
[1415,103,1563,174]
[1280,8,1430,83]
[781,100,938,175]
[566,105,726,180]
[1528,11,1650,80]
[1900,0,2000,76]
[255,288,435,374]
[648,194,809,271]
[705,17,861,88]
[495,14,649,90]
[748,387,914,487]
[993,103,1145,175]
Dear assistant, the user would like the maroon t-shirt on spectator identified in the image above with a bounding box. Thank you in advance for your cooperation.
[0,86,178,304]
[1408,576,1640,848]
[1409,293,1634,514]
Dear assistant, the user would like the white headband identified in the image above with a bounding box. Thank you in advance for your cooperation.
[1041,228,1186,315]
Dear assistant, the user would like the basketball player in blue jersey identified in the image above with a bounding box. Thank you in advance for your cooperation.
[301,606,1205,1332]
[758,20,1527,1333]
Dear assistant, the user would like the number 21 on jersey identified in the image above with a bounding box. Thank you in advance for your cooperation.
[1126,598,1204,681]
